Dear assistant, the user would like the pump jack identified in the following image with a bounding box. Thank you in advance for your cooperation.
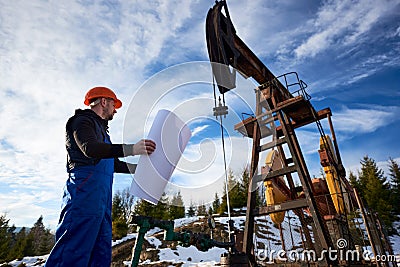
[128,1,395,266]
[205,1,395,266]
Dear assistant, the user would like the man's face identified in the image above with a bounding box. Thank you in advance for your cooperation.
[103,98,117,120]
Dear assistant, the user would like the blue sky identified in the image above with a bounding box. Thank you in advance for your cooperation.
[0,0,399,229]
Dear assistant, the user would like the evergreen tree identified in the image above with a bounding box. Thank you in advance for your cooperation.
[357,156,383,196]
[24,229,34,256]
[9,227,28,260]
[37,230,53,256]
[219,193,227,215]
[27,216,54,256]
[229,181,241,209]
[236,168,249,208]
[240,165,262,207]
[219,169,248,213]
[212,193,220,214]
[133,198,155,217]
[208,206,213,215]
[241,166,250,193]
[219,170,236,214]
[348,171,360,192]
[30,216,45,254]
[168,191,185,220]
[358,156,393,229]
[187,200,196,217]
[0,214,12,263]
[132,193,172,220]
[151,192,169,220]
[112,192,124,220]
[112,191,128,240]
[388,158,400,215]
[6,224,16,262]
[197,203,207,216]
[112,217,128,240]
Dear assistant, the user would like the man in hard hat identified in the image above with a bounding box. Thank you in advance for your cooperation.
[45,86,156,267]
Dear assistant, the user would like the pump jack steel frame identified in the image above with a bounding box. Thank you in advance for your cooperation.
[205,2,399,267]
[206,1,349,266]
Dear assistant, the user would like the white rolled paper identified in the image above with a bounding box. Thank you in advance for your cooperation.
[130,109,192,204]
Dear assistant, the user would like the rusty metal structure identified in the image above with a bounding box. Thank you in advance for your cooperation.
[205,1,395,266]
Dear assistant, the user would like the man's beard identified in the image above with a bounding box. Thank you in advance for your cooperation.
[103,108,114,121]
[106,113,114,120]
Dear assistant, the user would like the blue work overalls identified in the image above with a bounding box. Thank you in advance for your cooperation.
[46,135,114,267]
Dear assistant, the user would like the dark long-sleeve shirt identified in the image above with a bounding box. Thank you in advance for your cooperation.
[66,109,136,173]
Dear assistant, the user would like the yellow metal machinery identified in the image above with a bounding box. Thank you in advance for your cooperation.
[263,140,348,225]
[263,150,287,225]
[320,135,348,215]
[205,1,396,266]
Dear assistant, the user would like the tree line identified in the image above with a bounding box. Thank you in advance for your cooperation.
[0,166,252,264]
[1,156,398,263]
[349,156,400,234]
[111,156,400,239]
[0,215,54,264]
[111,168,253,239]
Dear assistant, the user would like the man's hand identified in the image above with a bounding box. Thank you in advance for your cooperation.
[133,139,156,155]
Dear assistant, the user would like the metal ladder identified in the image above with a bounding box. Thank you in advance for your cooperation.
[240,73,335,266]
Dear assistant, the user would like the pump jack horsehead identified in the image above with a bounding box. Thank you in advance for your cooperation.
[206,1,394,267]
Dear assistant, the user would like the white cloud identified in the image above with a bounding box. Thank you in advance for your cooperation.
[0,0,199,228]
[395,26,400,37]
[219,1,317,64]
[191,125,209,137]
[333,105,400,134]
[294,0,399,59]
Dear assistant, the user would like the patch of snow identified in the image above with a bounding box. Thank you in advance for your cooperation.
[146,226,163,236]
[158,245,227,266]
[391,220,400,255]
[215,215,246,230]
[4,255,48,267]
[112,233,137,246]
[146,235,162,248]
[174,216,202,228]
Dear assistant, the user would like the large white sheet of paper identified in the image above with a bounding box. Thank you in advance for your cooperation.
[130,109,192,204]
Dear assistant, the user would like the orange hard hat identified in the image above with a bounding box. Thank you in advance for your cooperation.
[84,86,122,109]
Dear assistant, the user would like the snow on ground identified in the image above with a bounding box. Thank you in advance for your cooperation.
[390,220,400,264]
[391,221,400,253]
[4,255,48,267]
[391,234,400,255]
[156,246,226,266]
[0,216,226,267]
[146,234,163,249]
[215,215,246,229]
[112,233,138,246]
[138,216,228,266]
[3,215,400,267]
[174,216,202,228]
